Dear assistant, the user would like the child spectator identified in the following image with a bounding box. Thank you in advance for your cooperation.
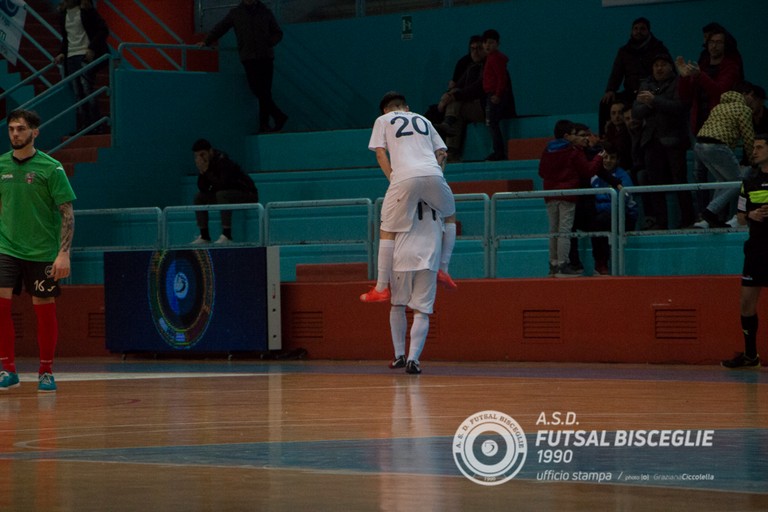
[481,29,513,161]
[539,120,610,277]
[590,142,638,275]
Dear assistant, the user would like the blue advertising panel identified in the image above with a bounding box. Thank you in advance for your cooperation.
[104,248,280,353]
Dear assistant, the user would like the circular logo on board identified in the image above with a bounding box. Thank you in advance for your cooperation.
[148,250,215,349]
[453,410,528,486]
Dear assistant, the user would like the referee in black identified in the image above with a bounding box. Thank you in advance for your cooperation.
[723,133,768,368]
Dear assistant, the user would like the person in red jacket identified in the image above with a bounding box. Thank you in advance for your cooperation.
[481,29,513,161]
[539,120,609,277]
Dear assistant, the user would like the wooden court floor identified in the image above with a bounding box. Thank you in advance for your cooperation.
[0,358,766,512]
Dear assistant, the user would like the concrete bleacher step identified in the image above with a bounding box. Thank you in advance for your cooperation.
[507,137,549,161]
[52,134,112,176]
[249,113,597,172]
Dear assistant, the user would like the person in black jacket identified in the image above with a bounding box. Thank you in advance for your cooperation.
[198,0,287,133]
[191,139,259,244]
[599,17,669,136]
[54,0,109,133]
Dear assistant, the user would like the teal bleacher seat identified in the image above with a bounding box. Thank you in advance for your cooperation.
[623,231,746,276]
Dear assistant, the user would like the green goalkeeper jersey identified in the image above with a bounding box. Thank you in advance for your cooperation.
[0,150,76,262]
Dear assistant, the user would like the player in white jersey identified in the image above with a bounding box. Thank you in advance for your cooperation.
[388,202,444,374]
[361,92,458,303]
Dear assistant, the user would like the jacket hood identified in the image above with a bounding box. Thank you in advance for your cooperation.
[719,90,746,105]
[546,138,571,152]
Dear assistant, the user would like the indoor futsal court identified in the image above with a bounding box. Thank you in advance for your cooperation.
[0,358,766,511]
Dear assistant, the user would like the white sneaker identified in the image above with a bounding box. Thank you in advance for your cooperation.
[726,215,740,228]
[692,219,709,229]
[190,235,210,245]
[214,234,232,244]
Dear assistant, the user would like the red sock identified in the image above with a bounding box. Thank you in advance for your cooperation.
[34,302,58,375]
[0,298,16,373]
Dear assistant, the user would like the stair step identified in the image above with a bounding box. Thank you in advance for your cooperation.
[61,134,112,149]
[52,147,99,164]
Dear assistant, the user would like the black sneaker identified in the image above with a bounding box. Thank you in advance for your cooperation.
[389,355,406,369]
[405,360,422,374]
[721,352,761,369]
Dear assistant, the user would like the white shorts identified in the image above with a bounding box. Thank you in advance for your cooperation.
[391,269,437,314]
[381,175,455,232]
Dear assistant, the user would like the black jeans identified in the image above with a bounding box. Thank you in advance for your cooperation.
[194,190,258,229]
[242,57,285,130]
[642,140,695,228]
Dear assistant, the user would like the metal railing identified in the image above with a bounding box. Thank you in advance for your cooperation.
[491,188,618,277]
[117,42,214,72]
[162,203,265,248]
[0,53,113,151]
[67,181,748,283]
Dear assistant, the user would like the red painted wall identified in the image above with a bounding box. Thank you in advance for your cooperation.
[279,276,748,365]
[14,276,755,365]
[103,0,216,71]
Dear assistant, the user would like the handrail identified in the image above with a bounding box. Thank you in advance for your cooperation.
[616,181,742,275]
[264,198,373,276]
[0,61,57,103]
[101,0,183,70]
[117,42,213,71]
[9,54,111,113]
[163,203,265,248]
[22,2,62,45]
[73,207,163,252]
[66,184,749,282]
[490,188,618,277]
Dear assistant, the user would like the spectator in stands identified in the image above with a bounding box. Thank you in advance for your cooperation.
[590,142,638,275]
[424,35,483,126]
[677,24,744,217]
[721,134,768,369]
[449,35,483,92]
[360,92,457,303]
[387,202,443,375]
[599,17,669,137]
[481,29,514,161]
[198,0,288,133]
[0,109,76,393]
[692,87,755,229]
[632,53,694,230]
[435,37,486,162]
[190,139,259,245]
[539,120,608,277]
[54,0,109,134]
[568,123,601,273]
[603,100,633,171]
[747,84,768,135]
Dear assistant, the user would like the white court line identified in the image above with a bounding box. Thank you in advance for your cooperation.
[15,372,270,383]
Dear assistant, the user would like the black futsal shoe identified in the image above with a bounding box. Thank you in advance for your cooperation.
[405,360,422,375]
[389,355,406,369]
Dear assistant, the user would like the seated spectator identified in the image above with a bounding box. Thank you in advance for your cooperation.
[436,38,486,162]
[190,139,259,244]
[692,87,755,229]
[424,35,482,125]
[599,17,669,136]
[633,53,694,230]
[481,29,515,161]
[590,142,638,275]
[539,120,608,278]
